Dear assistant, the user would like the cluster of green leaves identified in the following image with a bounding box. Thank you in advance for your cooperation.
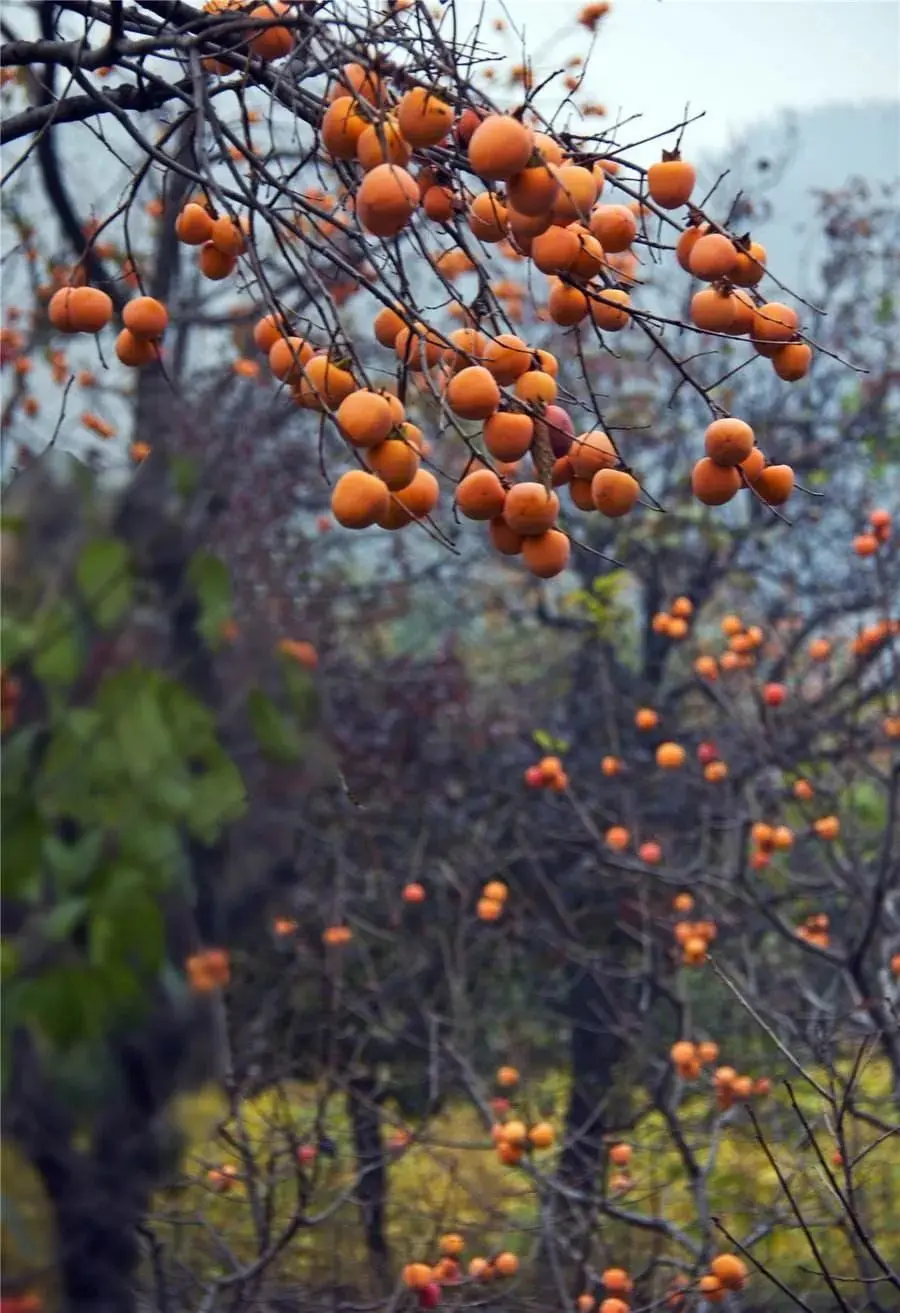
[1,534,246,1062]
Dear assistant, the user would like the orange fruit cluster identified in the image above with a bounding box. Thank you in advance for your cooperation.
[673,915,717,966]
[853,507,892,556]
[651,595,694,641]
[796,912,830,950]
[523,754,569,791]
[185,948,230,992]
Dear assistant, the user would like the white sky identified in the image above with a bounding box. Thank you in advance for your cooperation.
[455,0,900,159]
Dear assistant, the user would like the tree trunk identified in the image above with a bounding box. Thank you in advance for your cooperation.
[553,966,629,1275]
[346,1074,391,1291]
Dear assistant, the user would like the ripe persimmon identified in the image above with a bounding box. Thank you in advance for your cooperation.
[690,287,737,332]
[531,225,581,274]
[483,411,532,461]
[446,365,501,419]
[705,417,755,467]
[602,1269,632,1295]
[514,370,557,405]
[423,185,454,221]
[489,516,523,556]
[365,438,419,490]
[467,114,534,180]
[442,326,485,371]
[503,482,559,535]
[269,335,314,381]
[395,321,444,369]
[529,1121,555,1148]
[548,281,589,326]
[692,457,741,505]
[377,468,440,528]
[589,204,636,252]
[49,286,113,334]
[730,240,767,287]
[114,329,158,366]
[647,153,696,209]
[675,220,709,270]
[468,191,508,243]
[688,233,737,281]
[321,96,367,158]
[606,825,630,851]
[356,119,411,171]
[294,354,355,408]
[337,389,395,447]
[484,333,532,383]
[254,312,287,353]
[754,464,794,506]
[740,446,766,483]
[550,164,599,223]
[591,468,639,516]
[456,468,507,520]
[570,430,616,478]
[656,742,685,768]
[356,164,419,237]
[507,163,559,215]
[751,301,799,355]
[730,287,756,335]
[176,202,214,244]
[210,215,246,256]
[373,304,405,348]
[121,295,168,340]
[608,1142,632,1166]
[198,243,237,279]
[396,86,453,147]
[772,342,812,381]
[403,1264,434,1290]
[330,61,383,106]
[698,1275,725,1303]
[247,2,294,60]
[522,528,571,577]
[331,470,390,528]
[589,287,631,331]
[710,1255,748,1291]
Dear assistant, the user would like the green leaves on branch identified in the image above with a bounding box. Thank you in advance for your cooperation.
[188,550,233,648]
[247,687,305,762]
[2,662,246,1059]
[75,537,133,631]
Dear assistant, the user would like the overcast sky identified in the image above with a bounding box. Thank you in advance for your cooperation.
[454,0,900,160]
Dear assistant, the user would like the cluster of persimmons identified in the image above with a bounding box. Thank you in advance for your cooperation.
[34,0,822,583]
[402,1236,519,1310]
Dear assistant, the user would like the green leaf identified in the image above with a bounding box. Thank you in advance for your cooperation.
[111,675,175,781]
[91,869,165,972]
[32,600,83,688]
[0,941,20,983]
[75,537,133,630]
[247,688,304,763]
[117,818,182,882]
[532,729,554,751]
[43,830,104,892]
[1,804,43,899]
[188,551,232,646]
[186,750,246,842]
[0,614,33,665]
[282,662,320,728]
[42,897,89,941]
